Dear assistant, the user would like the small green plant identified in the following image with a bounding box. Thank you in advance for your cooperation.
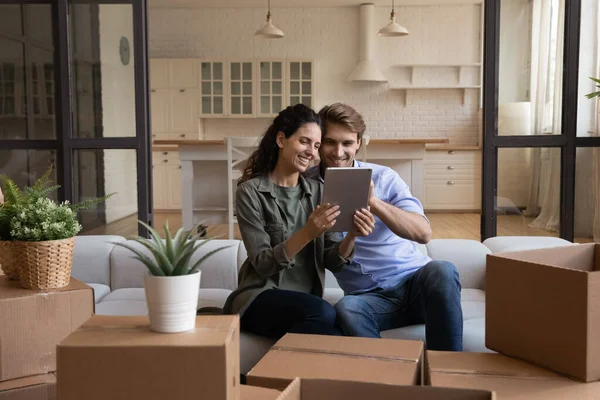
[10,198,82,241]
[113,220,231,277]
[585,77,600,99]
[0,165,114,240]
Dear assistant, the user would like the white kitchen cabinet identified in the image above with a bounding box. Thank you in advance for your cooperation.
[169,58,198,88]
[152,150,182,210]
[150,88,169,135]
[199,61,226,117]
[170,88,198,133]
[149,59,169,89]
[423,149,482,211]
[288,60,314,109]
[257,60,284,117]
[150,58,200,142]
[167,163,182,209]
[229,61,254,117]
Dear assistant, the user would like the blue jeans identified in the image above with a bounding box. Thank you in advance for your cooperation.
[241,288,343,339]
[334,260,463,351]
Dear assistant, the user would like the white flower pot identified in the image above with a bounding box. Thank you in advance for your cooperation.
[143,271,201,333]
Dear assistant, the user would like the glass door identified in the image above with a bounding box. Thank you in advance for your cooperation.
[0,0,152,237]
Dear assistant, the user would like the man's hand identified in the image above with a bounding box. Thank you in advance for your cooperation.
[348,207,375,238]
[0,187,3,204]
[367,180,376,209]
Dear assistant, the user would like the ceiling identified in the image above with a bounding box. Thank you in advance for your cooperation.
[148,0,482,9]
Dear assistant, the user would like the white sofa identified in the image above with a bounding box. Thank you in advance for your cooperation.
[70,234,572,374]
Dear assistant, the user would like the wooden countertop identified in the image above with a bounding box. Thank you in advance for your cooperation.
[153,138,450,147]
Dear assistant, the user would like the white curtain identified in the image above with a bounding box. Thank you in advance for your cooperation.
[523,0,564,233]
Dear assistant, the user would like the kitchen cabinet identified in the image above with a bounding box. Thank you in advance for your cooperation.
[423,149,481,211]
[288,60,314,109]
[152,150,181,210]
[257,60,284,117]
[199,61,226,117]
[150,58,201,142]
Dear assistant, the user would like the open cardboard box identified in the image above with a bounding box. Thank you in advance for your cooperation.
[485,243,600,382]
[247,333,423,390]
[426,350,600,399]
[245,377,494,400]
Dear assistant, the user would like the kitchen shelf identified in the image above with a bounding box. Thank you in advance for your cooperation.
[391,63,481,86]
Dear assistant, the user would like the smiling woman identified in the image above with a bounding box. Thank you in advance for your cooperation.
[222,103,374,340]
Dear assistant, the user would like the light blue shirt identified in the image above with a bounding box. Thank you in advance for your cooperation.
[304,160,432,294]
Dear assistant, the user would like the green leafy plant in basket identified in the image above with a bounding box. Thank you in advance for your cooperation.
[0,165,114,289]
[113,220,232,333]
[0,165,114,241]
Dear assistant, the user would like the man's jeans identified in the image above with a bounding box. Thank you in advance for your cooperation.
[334,260,463,351]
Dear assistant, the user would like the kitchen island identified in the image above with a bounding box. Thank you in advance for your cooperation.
[153,137,449,235]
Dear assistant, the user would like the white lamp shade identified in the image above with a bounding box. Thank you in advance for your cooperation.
[255,20,284,38]
[378,18,409,37]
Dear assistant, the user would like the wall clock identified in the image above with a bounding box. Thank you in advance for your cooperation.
[119,36,130,65]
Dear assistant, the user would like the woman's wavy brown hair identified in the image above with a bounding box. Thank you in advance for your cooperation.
[238,104,322,184]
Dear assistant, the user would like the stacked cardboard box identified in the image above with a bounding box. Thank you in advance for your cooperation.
[0,276,94,400]
[57,314,241,400]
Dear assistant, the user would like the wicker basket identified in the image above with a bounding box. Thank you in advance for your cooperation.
[0,241,19,280]
[14,237,76,290]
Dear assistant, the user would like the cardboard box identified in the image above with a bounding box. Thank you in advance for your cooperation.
[0,276,94,382]
[247,333,423,390]
[241,385,282,400]
[0,373,56,400]
[57,315,240,400]
[250,377,494,400]
[486,243,600,381]
[427,350,600,399]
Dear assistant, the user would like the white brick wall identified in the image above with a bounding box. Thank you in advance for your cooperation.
[149,4,483,145]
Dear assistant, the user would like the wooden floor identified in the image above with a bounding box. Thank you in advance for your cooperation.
[83,211,595,243]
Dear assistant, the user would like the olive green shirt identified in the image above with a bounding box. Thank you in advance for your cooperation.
[222,174,353,316]
[273,184,317,295]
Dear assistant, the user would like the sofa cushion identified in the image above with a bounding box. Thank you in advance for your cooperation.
[88,283,111,304]
[72,235,125,286]
[482,236,573,253]
[323,287,344,305]
[110,239,241,290]
[94,288,232,316]
[425,239,490,290]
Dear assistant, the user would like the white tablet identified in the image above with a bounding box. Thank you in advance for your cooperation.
[322,167,373,232]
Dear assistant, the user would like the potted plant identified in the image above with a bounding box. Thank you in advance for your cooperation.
[113,221,231,333]
[0,166,113,289]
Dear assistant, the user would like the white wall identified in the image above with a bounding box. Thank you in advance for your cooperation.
[149,4,483,145]
[498,0,531,104]
[99,5,138,223]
